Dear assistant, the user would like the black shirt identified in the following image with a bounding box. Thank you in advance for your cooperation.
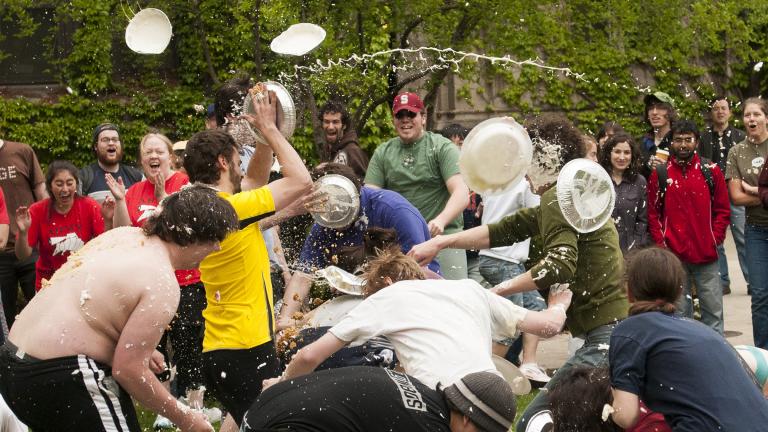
[243,367,451,432]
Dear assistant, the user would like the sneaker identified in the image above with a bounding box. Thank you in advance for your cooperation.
[202,407,222,424]
[722,284,731,295]
[519,363,551,387]
[153,414,174,430]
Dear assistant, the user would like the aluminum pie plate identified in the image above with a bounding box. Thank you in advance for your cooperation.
[556,158,616,234]
[125,8,172,54]
[459,117,533,196]
[492,355,531,395]
[270,23,326,56]
[243,81,297,145]
[310,174,360,229]
[315,266,365,296]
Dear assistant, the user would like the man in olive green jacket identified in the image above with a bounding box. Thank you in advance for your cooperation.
[409,115,628,432]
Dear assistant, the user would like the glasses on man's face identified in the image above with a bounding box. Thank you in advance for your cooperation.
[672,136,696,145]
[395,110,418,120]
[99,137,120,144]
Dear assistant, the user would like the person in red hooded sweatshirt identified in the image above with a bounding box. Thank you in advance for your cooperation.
[647,119,730,335]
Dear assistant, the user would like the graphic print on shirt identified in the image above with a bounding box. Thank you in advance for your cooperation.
[385,369,428,412]
[333,150,349,166]
[49,232,85,255]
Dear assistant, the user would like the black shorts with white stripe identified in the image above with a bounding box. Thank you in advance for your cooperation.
[0,343,140,432]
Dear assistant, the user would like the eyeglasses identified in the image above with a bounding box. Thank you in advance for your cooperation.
[672,136,696,144]
[395,110,418,120]
[99,137,120,144]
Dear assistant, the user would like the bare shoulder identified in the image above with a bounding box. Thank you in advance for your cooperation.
[50,227,177,297]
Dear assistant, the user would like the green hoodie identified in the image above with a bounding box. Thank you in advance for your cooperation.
[488,185,628,337]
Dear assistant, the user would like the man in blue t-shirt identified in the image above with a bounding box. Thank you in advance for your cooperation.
[276,163,439,330]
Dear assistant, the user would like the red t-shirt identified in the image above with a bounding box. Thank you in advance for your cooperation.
[125,171,200,286]
[27,196,105,290]
[0,188,9,225]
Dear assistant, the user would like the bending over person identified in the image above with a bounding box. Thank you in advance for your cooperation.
[264,249,571,390]
[244,367,516,432]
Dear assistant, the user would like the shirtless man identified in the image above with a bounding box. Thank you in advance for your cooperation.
[0,186,238,432]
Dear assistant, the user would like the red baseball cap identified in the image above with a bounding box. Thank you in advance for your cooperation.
[393,92,424,114]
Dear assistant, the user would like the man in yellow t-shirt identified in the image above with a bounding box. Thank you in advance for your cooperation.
[183,89,312,427]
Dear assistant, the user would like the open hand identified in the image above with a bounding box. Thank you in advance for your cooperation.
[105,174,125,201]
[14,206,31,233]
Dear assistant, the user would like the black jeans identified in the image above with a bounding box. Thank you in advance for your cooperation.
[0,251,36,328]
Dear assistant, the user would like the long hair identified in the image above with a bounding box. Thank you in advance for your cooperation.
[598,133,642,182]
[625,247,684,316]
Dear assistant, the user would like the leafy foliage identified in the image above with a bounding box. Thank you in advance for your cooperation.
[1,0,768,168]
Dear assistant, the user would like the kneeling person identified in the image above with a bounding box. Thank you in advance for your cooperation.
[244,366,515,432]
[0,186,238,432]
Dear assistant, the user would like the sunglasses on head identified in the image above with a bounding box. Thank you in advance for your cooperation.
[395,110,418,120]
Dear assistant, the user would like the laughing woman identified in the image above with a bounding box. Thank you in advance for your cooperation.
[726,97,768,350]
[14,161,105,291]
[108,132,214,420]
[599,133,647,254]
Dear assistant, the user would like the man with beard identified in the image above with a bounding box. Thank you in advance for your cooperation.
[647,120,730,334]
[318,101,368,179]
[183,88,312,429]
[79,123,143,198]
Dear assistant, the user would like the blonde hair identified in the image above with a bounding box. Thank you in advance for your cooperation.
[363,248,425,296]
[139,132,174,160]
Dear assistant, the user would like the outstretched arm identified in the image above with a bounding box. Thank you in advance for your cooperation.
[408,225,491,266]
[263,332,346,390]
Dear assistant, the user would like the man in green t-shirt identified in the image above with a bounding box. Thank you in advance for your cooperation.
[365,92,470,279]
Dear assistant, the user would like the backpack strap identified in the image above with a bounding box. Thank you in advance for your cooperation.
[700,157,715,199]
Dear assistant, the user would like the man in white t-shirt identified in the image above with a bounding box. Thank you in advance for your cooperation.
[264,250,572,389]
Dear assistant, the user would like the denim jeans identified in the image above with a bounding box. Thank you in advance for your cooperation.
[0,251,36,329]
[718,204,749,286]
[746,224,768,349]
[478,256,545,311]
[466,255,491,288]
[676,260,723,335]
[515,324,614,432]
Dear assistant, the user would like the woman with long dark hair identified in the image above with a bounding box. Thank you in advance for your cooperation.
[609,247,768,430]
[598,133,647,253]
[14,160,105,291]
